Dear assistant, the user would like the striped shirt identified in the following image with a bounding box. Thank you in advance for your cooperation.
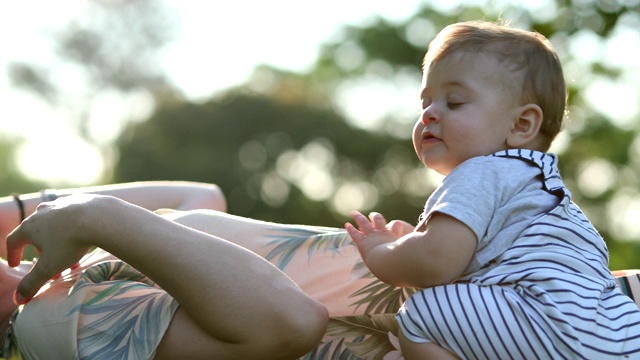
[397,149,640,359]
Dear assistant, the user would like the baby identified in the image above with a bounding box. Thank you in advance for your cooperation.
[346,20,640,359]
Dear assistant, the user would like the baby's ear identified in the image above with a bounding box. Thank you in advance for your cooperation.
[507,104,543,148]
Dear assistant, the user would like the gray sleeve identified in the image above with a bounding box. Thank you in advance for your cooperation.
[421,156,558,274]
[422,157,506,243]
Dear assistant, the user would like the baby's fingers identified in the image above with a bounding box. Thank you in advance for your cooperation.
[350,211,374,233]
[368,212,388,230]
[345,222,364,243]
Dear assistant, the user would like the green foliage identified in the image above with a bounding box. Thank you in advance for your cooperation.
[0,136,48,195]
[0,136,50,261]
[113,0,640,268]
[567,119,635,167]
[115,92,426,227]
[8,0,175,145]
[305,1,640,268]
[326,315,399,360]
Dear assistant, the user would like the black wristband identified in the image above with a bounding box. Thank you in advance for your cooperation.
[12,193,25,223]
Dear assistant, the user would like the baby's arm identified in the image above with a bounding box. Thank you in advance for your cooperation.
[346,211,476,288]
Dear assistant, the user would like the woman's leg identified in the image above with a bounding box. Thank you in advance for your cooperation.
[164,210,375,318]
[155,297,328,360]
[8,197,328,360]
[147,212,331,359]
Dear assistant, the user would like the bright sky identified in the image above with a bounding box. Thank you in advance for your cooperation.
[2,0,639,189]
[0,0,424,185]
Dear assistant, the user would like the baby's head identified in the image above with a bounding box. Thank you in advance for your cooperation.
[424,21,566,151]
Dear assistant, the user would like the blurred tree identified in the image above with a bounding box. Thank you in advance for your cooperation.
[7,0,179,178]
[115,0,640,267]
[0,136,47,260]
[303,0,640,268]
[115,91,432,227]
[0,136,46,194]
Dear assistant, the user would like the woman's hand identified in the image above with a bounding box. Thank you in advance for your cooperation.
[6,194,96,304]
[0,196,27,257]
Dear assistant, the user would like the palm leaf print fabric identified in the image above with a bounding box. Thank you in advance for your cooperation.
[11,252,178,360]
[69,261,178,358]
[252,225,640,359]
[5,219,638,359]
[257,226,415,359]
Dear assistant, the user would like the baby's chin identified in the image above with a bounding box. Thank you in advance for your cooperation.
[423,161,453,177]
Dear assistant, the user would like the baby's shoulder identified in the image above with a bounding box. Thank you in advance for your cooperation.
[453,155,536,178]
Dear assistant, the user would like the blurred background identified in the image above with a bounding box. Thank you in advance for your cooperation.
[1,0,639,269]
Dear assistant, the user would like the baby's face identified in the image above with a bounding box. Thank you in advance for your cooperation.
[412,52,523,175]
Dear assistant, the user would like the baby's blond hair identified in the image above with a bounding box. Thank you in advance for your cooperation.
[424,21,567,151]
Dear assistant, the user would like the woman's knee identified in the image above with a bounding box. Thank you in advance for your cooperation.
[266,296,329,358]
[220,290,328,359]
[156,298,328,360]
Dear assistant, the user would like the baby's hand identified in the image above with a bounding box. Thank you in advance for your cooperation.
[386,219,414,238]
[345,211,398,261]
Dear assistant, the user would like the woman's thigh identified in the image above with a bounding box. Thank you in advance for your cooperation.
[167,210,379,317]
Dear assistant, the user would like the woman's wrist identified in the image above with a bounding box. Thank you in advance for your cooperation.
[75,195,151,251]
[39,189,59,203]
[72,195,121,248]
[3,190,58,228]
[0,195,24,232]
[11,194,26,223]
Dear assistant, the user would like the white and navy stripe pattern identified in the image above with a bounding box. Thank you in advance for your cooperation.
[397,149,640,359]
[616,271,640,307]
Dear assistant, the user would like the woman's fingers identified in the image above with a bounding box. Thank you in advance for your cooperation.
[5,197,92,305]
[5,224,29,268]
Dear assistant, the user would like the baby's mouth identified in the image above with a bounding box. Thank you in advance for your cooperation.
[422,131,440,141]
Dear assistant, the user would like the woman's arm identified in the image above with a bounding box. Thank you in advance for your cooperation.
[0,181,226,257]
[7,194,328,359]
